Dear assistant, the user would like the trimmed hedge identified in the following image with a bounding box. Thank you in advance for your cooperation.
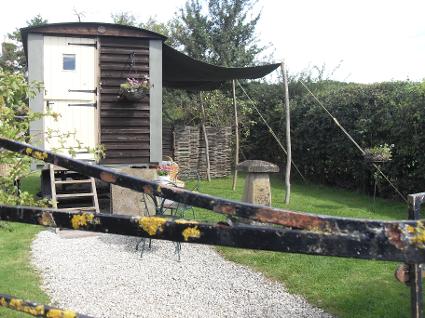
[242,81,425,199]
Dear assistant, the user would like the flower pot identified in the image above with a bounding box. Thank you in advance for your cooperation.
[119,89,146,102]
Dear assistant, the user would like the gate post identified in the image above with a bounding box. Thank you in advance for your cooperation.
[408,193,425,318]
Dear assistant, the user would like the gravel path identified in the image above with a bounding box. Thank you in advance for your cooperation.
[31,230,332,318]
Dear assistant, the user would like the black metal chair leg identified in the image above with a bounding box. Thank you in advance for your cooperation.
[140,238,147,258]
[136,238,142,251]
[174,242,181,262]
[137,238,152,258]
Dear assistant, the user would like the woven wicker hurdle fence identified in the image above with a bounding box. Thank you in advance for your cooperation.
[163,125,232,179]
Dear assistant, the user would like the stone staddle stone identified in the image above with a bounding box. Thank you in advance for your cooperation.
[111,166,157,216]
[236,160,279,206]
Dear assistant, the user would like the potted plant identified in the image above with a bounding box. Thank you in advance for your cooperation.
[364,144,393,163]
[119,76,149,102]
[157,166,171,183]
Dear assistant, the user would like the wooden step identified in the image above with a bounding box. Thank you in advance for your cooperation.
[49,164,100,213]
[56,193,94,198]
[54,179,92,184]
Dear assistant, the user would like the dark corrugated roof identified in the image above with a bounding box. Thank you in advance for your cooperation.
[20,22,165,59]
[21,22,279,91]
[20,22,166,39]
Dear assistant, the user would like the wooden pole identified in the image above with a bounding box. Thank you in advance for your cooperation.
[232,80,239,191]
[200,92,211,181]
[282,61,291,204]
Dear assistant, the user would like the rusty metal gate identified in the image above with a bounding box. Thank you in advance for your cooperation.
[0,138,424,318]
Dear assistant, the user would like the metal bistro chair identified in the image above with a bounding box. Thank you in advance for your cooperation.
[136,192,160,257]
[137,173,201,261]
[160,171,200,219]
[137,188,183,261]
[136,157,178,258]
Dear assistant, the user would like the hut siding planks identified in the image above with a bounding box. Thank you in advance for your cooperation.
[99,37,150,164]
[163,125,232,179]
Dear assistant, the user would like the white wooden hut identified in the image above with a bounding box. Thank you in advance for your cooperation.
[21,22,279,212]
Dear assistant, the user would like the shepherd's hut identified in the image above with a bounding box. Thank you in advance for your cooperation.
[21,22,279,212]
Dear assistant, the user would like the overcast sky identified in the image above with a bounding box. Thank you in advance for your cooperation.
[1,0,424,83]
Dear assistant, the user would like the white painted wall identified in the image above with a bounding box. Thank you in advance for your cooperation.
[149,40,163,163]
[28,34,44,148]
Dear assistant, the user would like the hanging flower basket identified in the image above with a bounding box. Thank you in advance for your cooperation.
[118,77,149,102]
[119,89,146,102]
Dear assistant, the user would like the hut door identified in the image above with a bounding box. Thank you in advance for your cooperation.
[43,36,97,159]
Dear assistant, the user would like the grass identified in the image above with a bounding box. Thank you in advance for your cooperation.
[185,174,415,318]
[0,174,49,317]
[0,173,417,317]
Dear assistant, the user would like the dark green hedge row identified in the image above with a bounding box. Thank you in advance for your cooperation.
[241,81,425,199]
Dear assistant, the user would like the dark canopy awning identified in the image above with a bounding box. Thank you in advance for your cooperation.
[162,44,280,90]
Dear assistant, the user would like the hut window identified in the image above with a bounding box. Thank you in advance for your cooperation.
[63,54,76,70]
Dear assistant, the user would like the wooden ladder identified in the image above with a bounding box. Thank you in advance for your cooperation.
[49,164,100,213]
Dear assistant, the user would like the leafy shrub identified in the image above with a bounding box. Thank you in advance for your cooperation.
[0,68,105,207]
[241,80,425,199]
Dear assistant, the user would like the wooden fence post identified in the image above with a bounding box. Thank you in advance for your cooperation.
[281,61,291,204]
[232,79,239,191]
[200,92,211,181]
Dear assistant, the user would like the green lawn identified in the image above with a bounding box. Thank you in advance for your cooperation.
[0,173,417,317]
[186,175,414,318]
[0,174,49,317]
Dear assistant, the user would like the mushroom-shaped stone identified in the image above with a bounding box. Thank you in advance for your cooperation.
[236,160,279,206]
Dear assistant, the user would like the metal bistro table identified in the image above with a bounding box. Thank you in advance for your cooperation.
[138,178,188,260]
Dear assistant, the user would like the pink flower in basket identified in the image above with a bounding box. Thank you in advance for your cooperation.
[157,165,171,176]
[158,162,178,178]
[120,76,149,93]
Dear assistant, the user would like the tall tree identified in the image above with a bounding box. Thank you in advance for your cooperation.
[140,17,170,37]
[1,15,47,72]
[170,0,212,61]
[171,0,263,66]
[111,12,137,26]
[8,14,47,43]
[208,0,262,66]
[139,17,177,47]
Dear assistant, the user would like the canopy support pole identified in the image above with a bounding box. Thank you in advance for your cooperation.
[200,92,211,181]
[232,79,239,191]
[282,61,292,204]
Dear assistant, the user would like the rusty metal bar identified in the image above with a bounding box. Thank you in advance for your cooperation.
[407,193,425,318]
[1,205,425,263]
[0,293,94,318]
[0,138,420,238]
